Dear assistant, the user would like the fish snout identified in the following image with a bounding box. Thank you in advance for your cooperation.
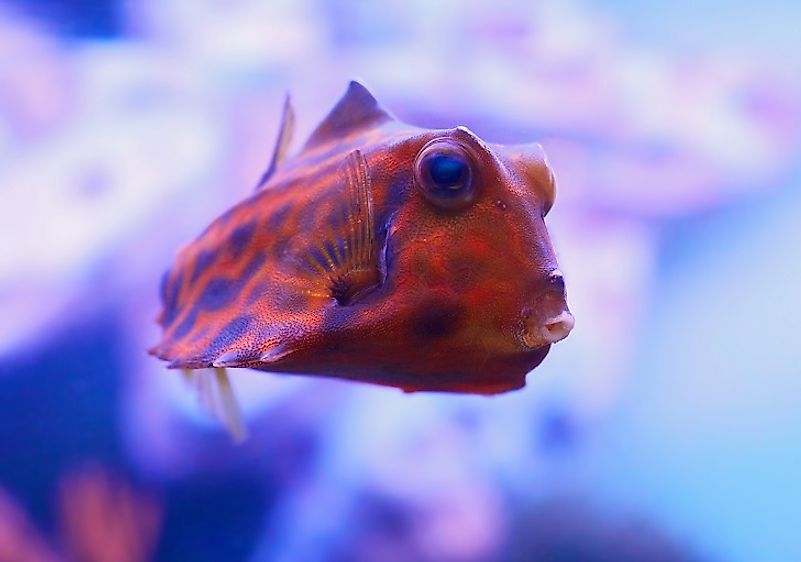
[540,309,575,344]
[519,271,575,349]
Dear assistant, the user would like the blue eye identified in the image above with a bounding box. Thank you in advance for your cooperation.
[429,155,467,187]
[415,140,476,210]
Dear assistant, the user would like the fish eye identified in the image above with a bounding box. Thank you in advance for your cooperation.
[414,139,476,211]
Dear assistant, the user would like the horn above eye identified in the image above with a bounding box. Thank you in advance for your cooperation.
[414,139,477,211]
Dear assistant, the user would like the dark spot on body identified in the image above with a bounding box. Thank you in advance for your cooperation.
[242,251,267,280]
[246,281,268,305]
[228,220,257,256]
[411,302,463,340]
[204,315,253,360]
[191,249,217,283]
[198,277,238,311]
[172,308,198,339]
[271,234,290,258]
[268,203,291,230]
[442,255,481,292]
[161,269,182,325]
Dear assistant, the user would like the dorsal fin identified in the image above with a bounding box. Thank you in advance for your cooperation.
[256,93,296,189]
[304,81,393,149]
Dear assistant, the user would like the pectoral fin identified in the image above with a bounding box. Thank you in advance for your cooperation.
[298,149,383,305]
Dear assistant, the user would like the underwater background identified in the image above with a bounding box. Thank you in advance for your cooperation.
[1,0,800,560]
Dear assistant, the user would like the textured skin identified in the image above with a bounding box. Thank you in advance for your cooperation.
[150,82,571,394]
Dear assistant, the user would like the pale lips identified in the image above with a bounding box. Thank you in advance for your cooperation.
[520,309,575,349]
[541,310,575,344]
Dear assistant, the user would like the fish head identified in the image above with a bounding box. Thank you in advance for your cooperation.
[357,125,574,391]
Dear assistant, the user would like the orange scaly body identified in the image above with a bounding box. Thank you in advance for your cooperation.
[150,82,574,398]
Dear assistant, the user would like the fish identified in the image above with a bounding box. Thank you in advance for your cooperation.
[149,81,574,438]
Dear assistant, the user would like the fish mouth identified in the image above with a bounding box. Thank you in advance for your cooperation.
[538,310,575,345]
[519,309,575,349]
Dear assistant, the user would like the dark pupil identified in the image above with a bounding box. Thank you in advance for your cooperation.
[428,155,466,188]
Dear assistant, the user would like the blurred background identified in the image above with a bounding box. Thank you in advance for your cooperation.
[1,0,800,560]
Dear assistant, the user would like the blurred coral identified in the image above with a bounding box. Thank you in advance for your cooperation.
[0,489,62,562]
[57,466,161,562]
[0,466,161,562]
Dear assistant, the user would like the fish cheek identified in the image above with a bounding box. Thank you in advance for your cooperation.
[409,301,464,341]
